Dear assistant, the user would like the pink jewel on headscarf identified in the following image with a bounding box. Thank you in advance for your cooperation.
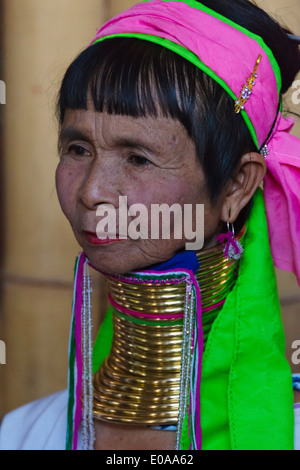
[234,54,262,113]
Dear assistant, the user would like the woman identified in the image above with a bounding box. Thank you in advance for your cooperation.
[0,0,300,450]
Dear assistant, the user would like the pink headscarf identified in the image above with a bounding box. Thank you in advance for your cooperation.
[91,0,300,285]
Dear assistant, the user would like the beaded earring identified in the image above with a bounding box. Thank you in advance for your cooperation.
[216,222,244,261]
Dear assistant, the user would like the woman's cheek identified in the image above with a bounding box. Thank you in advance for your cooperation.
[55,161,78,221]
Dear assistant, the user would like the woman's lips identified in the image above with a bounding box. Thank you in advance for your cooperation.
[84,231,126,245]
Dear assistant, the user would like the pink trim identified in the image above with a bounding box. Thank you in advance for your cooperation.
[109,291,225,320]
[73,253,85,450]
[189,272,203,449]
[112,268,188,284]
[133,268,189,275]
[202,299,225,313]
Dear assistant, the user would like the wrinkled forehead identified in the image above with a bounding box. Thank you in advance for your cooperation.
[59,106,194,154]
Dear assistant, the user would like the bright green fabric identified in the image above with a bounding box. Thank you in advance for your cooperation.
[182,188,294,450]
[92,305,113,374]
[92,189,294,449]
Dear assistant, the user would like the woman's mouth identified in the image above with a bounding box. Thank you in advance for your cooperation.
[84,231,126,245]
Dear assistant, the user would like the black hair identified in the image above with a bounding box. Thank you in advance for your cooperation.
[57,0,300,228]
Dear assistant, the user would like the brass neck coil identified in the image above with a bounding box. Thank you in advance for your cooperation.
[93,244,238,425]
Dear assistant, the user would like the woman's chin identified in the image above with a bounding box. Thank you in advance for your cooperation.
[82,250,145,276]
[81,238,188,275]
[83,250,166,276]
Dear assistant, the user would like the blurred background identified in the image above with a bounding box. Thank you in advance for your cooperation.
[0,0,299,421]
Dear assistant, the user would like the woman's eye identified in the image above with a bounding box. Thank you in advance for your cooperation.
[128,154,151,166]
[68,144,91,156]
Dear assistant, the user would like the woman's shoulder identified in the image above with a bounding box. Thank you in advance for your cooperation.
[0,389,69,450]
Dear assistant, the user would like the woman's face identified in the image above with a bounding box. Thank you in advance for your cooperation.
[56,104,223,274]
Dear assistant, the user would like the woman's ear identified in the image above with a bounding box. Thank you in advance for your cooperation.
[220,152,266,223]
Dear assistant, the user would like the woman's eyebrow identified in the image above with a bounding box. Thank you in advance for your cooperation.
[111,136,157,154]
[59,126,91,143]
[59,127,159,155]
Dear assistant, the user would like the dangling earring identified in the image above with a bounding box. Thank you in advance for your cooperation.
[216,221,244,261]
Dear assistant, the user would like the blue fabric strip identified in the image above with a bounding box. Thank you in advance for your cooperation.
[293,374,300,392]
[146,250,200,273]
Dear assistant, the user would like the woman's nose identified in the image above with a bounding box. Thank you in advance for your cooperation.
[79,157,120,210]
